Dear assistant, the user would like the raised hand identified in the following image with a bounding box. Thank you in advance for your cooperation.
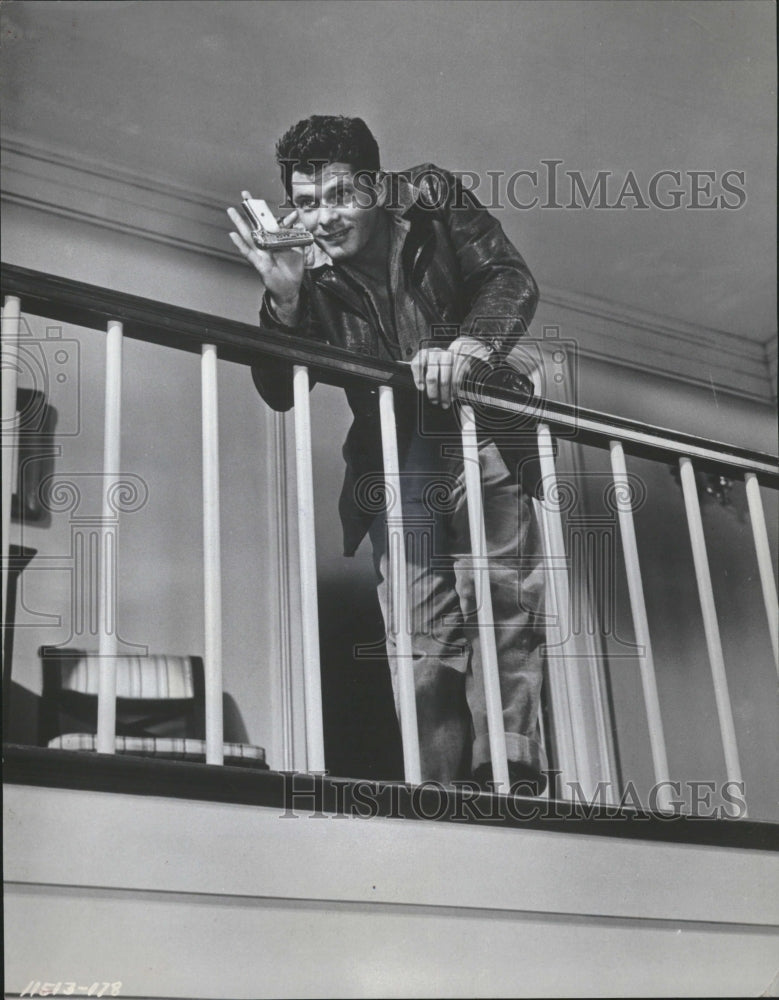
[227,192,305,324]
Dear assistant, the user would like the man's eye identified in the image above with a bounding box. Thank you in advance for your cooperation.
[331,186,354,206]
[296,199,316,210]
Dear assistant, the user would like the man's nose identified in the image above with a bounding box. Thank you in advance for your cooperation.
[317,204,339,229]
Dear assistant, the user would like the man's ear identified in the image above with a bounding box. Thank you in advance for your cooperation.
[353,169,386,210]
[374,171,389,208]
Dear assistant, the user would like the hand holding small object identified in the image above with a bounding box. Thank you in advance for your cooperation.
[241,194,315,251]
[227,191,307,324]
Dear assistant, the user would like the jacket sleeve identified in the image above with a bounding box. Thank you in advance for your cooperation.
[251,283,320,412]
[421,164,539,357]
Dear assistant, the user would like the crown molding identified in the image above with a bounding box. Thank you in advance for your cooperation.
[1,135,234,261]
[533,295,773,403]
[764,335,778,401]
[1,135,775,403]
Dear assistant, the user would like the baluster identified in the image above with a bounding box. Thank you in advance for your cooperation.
[533,493,577,793]
[535,423,582,792]
[272,411,295,771]
[744,472,779,677]
[96,321,123,753]
[1,296,21,636]
[460,403,509,790]
[292,365,325,773]
[378,386,421,785]
[609,440,673,811]
[679,456,744,813]
[201,343,224,765]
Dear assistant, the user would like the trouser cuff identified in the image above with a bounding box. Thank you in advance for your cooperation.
[472,731,548,777]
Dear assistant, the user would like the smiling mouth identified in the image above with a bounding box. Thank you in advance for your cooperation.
[318,228,351,243]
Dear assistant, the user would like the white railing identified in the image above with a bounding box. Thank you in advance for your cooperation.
[378,384,422,784]
[2,268,777,815]
[609,439,671,809]
[95,319,122,754]
[1,296,21,644]
[292,364,325,773]
[201,342,225,766]
[460,402,511,789]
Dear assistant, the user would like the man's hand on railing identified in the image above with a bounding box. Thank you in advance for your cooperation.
[409,337,541,410]
[227,194,306,327]
[409,336,495,409]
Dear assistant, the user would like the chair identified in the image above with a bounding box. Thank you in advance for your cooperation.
[39,648,267,769]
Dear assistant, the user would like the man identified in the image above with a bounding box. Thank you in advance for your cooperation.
[227,115,547,791]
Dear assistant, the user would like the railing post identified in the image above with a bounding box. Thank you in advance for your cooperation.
[378,386,421,785]
[201,343,224,765]
[1,296,21,638]
[95,320,123,754]
[533,492,577,790]
[679,456,744,812]
[460,402,509,790]
[744,472,779,677]
[292,365,325,773]
[609,440,673,810]
[535,423,585,792]
[271,410,295,771]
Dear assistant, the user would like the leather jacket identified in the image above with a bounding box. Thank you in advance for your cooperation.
[252,164,540,554]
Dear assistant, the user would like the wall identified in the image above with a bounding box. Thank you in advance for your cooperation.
[5,783,779,999]
[1,1,775,342]
[4,201,299,764]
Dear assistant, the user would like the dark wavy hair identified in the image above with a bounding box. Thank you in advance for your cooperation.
[275,115,381,196]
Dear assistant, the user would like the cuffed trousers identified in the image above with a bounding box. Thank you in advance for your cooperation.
[369,420,547,786]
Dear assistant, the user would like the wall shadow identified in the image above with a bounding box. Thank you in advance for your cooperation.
[318,576,404,782]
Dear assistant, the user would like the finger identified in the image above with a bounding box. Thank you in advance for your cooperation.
[281,208,301,228]
[229,232,264,274]
[229,229,262,264]
[425,353,442,405]
[240,190,252,201]
[229,230,275,277]
[451,350,471,394]
[439,350,455,409]
[410,349,427,392]
[227,206,254,245]
[227,205,255,245]
[303,241,318,268]
[229,230,252,259]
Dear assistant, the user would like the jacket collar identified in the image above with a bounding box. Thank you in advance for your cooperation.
[381,170,420,218]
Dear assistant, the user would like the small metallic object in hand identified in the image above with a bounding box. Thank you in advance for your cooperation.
[241,194,314,251]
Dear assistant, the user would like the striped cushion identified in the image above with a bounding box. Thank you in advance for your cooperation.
[59,655,195,700]
[49,733,267,768]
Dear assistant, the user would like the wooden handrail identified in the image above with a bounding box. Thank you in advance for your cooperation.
[2,263,777,482]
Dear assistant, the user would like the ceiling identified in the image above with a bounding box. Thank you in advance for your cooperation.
[1,0,776,343]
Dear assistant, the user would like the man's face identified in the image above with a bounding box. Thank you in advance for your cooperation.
[289,162,385,262]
